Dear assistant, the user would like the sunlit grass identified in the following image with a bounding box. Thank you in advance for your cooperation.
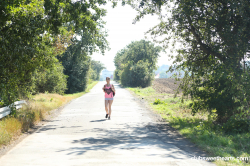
[0,81,98,147]
[0,118,22,145]
[128,86,250,166]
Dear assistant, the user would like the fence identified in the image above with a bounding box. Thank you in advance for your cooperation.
[0,101,27,119]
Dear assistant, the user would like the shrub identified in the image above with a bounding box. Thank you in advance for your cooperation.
[32,63,68,95]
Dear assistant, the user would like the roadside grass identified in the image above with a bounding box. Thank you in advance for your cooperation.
[0,81,98,148]
[128,87,250,166]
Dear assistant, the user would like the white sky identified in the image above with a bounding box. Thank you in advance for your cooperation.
[91,3,172,71]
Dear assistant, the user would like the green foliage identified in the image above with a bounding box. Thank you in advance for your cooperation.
[59,29,108,93]
[223,119,250,134]
[153,98,166,105]
[114,40,161,87]
[0,0,108,107]
[130,0,250,123]
[189,100,207,116]
[31,63,68,95]
[59,41,91,94]
[90,60,106,81]
[113,69,120,81]
[130,60,154,87]
[0,0,53,106]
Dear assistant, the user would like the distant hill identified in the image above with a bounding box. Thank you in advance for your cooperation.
[155,64,184,78]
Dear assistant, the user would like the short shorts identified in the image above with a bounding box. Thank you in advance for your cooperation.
[105,98,113,100]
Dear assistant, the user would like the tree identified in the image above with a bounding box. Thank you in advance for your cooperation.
[114,48,127,81]
[0,0,108,106]
[130,0,250,123]
[114,40,162,87]
[58,27,108,93]
[90,60,106,81]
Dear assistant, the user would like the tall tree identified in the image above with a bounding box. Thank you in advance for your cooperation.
[59,42,91,94]
[58,27,109,93]
[130,0,250,122]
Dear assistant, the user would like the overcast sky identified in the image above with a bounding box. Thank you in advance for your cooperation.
[91,2,172,71]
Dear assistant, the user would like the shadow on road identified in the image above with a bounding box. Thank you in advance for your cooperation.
[36,125,82,133]
[55,123,208,160]
[90,119,107,122]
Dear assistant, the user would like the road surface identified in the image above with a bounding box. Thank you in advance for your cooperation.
[0,82,215,166]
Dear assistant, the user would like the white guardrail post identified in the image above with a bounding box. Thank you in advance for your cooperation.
[0,101,27,119]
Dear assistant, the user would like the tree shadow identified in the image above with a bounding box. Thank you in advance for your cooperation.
[35,125,82,133]
[56,123,208,160]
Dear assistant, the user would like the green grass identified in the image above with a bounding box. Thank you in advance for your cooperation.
[128,86,250,166]
[0,81,98,148]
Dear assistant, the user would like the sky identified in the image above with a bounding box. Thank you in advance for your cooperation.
[91,2,172,71]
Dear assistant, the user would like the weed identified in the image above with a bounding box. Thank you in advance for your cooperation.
[153,99,166,105]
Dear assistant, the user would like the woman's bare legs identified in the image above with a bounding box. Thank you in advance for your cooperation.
[108,100,113,117]
[105,100,109,115]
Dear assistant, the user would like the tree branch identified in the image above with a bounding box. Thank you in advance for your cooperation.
[187,16,225,62]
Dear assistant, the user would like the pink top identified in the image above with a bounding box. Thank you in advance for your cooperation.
[104,84,113,98]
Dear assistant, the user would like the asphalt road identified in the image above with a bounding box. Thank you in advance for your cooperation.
[0,82,215,166]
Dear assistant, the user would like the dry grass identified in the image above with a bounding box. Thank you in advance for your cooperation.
[0,81,98,147]
[0,118,22,145]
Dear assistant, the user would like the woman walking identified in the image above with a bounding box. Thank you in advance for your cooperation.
[102,77,115,120]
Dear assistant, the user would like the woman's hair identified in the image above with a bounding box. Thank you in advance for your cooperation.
[106,77,110,80]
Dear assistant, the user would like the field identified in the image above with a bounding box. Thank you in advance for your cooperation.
[152,78,180,94]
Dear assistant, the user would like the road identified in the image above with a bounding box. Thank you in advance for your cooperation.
[0,82,215,166]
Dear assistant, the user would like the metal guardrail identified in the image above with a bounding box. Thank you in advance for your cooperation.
[0,101,27,119]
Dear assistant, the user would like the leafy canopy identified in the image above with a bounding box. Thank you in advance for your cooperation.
[0,0,108,106]
[129,0,250,123]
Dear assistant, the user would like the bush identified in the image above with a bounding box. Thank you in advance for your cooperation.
[120,62,154,87]
[223,119,250,134]
[32,63,68,95]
